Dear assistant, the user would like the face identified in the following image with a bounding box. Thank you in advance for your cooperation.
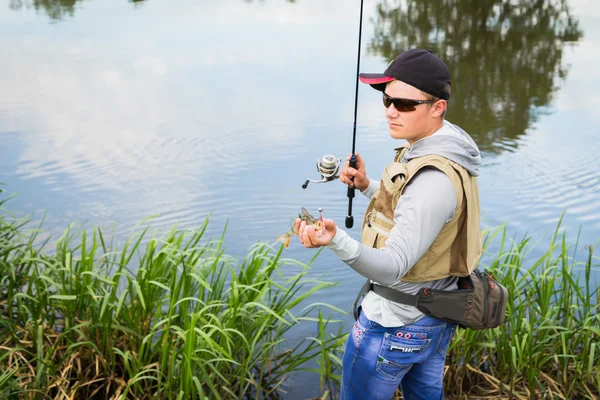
[384,80,447,145]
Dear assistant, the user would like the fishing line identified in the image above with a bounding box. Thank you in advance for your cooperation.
[345,0,365,229]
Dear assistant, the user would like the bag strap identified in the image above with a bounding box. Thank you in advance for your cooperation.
[372,283,419,306]
[352,278,419,320]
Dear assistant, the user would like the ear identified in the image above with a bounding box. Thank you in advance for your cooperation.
[431,100,447,118]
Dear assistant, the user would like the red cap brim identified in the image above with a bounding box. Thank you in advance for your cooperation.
[358,74,395,85]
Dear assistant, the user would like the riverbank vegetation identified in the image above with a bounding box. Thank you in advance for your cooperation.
[1,189,598,399]
[0,191,345,399]
[442,222,600,400]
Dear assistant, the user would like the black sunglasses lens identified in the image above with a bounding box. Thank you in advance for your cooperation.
[382,95,392,108]
[382,94,417,112]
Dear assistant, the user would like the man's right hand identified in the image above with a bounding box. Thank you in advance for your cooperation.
[339,152,369,192]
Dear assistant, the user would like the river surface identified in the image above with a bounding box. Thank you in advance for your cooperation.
[1,0,600,398]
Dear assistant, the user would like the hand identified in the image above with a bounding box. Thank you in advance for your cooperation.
[339,152,369,192]
[296,218,337,248]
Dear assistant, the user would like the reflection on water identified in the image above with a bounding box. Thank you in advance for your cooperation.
[9,0,83,20]
[8,0,145,20]
[369,0,583,153]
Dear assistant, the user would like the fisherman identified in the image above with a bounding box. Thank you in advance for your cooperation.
[295,48,482,399]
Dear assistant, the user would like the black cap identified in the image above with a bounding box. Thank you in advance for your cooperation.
[359,49,451,100]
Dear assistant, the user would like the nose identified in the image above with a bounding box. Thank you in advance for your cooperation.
[386,103,399,118]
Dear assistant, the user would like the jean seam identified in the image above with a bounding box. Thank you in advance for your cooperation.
[394,323,446,333]
[375,360,410,382]
[350,318,370,366]
[435,324,454,358]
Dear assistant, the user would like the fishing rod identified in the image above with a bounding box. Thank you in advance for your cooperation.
[346,0,365,229]
[301,0,364,229]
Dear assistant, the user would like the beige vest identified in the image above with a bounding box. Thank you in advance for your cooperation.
[361,145,482,282]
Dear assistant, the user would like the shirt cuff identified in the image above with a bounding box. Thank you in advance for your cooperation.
[361,179,379,199]
[326,227,361,261]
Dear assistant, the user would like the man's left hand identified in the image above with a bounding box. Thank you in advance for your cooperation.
[296,218,337,248]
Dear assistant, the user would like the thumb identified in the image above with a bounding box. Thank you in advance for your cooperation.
[322,218,337,230]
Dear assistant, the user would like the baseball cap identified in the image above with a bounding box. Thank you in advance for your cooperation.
[359,49,451,100]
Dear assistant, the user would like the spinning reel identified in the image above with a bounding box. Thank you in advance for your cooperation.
[302,154,342,189]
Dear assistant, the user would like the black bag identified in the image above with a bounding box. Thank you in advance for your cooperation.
[352,269,508,330]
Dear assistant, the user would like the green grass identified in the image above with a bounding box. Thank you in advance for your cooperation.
[442,219,600,400]
[0,190,346,399]
[1,186,599,400]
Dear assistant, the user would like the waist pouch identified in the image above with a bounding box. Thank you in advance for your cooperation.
[352,269,508,330]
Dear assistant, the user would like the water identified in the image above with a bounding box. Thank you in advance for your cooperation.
[1,0,600,398]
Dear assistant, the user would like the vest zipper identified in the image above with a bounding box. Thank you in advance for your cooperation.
[366,211,393,230]
[374,211,394,226]
[369,224,390,237]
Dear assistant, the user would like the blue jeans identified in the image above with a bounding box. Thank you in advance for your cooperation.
[341,310,456,400]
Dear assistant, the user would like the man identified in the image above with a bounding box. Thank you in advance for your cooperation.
[296,48,482,399]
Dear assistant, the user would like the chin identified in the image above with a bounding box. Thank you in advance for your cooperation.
[389,130,408,140]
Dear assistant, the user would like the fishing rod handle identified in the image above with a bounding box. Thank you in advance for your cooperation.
[345,154,357,228]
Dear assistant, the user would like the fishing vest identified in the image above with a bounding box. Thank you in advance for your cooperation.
[361,145,482,282]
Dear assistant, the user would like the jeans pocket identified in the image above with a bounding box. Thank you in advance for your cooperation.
[351,319,367,347]
[376,332,430,381]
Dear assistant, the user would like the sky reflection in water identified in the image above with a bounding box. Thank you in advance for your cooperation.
[1,1,600,397]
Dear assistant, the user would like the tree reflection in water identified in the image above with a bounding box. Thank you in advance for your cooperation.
[8,0,146,20]
[369,0,583,152]
[9,0,82,20]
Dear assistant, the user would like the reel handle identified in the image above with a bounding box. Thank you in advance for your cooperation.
[302,179,310,189]
[345,155,357,228]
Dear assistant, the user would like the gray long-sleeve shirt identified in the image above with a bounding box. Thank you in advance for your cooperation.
[326,120,481,327]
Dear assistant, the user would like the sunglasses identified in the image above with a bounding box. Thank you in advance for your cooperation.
[382,92,437,112]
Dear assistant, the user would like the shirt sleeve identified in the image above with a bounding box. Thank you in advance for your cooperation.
[326,168,456,286]
[361,179,380,199]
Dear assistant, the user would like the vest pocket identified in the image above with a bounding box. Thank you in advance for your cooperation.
[361,225,379,248]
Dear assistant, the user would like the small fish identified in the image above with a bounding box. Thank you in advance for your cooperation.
[276,207,324,248]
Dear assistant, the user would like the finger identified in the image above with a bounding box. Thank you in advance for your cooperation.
[346,168,358,183]
[305,226,318,246]
[349,166,365,179]
[340,171,352,185]
[323,218,336,231]
[309,226,324,245]
[300,226,310,247]
[340,174,351,185]
[298,220,306,239]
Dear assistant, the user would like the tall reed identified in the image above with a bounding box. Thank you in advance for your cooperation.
[444,220,600,399]
[2,185,599,399]
[0,190,345,399]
